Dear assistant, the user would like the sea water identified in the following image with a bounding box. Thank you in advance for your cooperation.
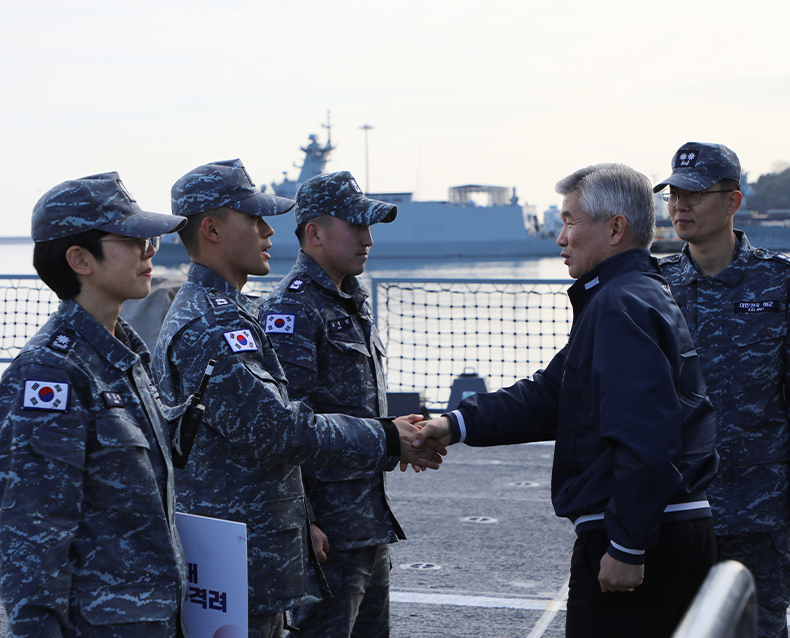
[0,240,573,280]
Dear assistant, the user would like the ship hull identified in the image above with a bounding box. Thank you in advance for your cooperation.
[151,217,790,269]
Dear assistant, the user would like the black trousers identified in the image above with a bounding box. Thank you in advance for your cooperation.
[565,519,717,638]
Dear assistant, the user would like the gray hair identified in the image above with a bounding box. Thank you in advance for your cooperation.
[555,163,655,248]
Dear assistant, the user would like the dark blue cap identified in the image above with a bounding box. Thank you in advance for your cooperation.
[294,171,397,226]
[172,158,294,217]
[32,172,186,242]
[653,142,741,193]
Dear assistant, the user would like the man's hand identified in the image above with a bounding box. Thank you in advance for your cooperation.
[394,416,447,471]
[412,416,452,449]
[310,524,330,563]
[598,552,645,592]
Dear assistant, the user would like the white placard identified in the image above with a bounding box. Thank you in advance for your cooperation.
[175,512,248,638]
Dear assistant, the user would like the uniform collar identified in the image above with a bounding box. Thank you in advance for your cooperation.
[187,262,255,313]
[569,249,655,303]
[58,299,143,371]
[678,229,749,287]
[295,250,368,302]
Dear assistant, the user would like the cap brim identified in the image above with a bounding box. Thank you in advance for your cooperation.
[653,172,721,193]
[99,210,187,237]
[231,192,295,217]
[352,196,398,224]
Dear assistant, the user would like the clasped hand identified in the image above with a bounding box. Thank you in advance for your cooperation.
[394,414,451,472]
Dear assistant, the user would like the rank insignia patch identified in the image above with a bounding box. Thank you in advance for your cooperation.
[102,391,125,408]
[23,379,70,411]
[223,329,259,352]
[676,150,700,168]
[287,278,306,292]
[48,332,72,351]
[264,314,295,334]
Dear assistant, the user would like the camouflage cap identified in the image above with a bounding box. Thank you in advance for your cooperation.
[171,158,294,218]
[32,172,186,242]
[653,142,741,193]
[294,171,397,225]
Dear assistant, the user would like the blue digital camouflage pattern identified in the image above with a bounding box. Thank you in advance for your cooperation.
[660,231,790,638]
[32,172,185,242]
[0,299,187,637]
[170,159,294,218]
[151,263,400,616]
[653,142,741,194]
[293,171,397,226]
[659,232,790,534]
[260,251,405,550]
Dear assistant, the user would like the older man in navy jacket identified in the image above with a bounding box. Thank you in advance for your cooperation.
[414,163,719,638]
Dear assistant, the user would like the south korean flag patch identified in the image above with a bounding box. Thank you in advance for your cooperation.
[264,313,295,334]
[23,380,70,412]
[223,329,259,353]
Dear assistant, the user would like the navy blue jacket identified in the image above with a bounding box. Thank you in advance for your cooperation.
[446,249,718,564]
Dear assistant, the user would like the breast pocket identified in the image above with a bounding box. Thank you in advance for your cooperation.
[74,584,177,637]
[732,306,787,389]
[85,415,154,513]
[326,336,371,376]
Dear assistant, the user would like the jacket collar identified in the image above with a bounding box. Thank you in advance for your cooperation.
[569,248,655,307]
[676,229,748,288]
[295,250,368,303]
[58,299,143,371]
[187,262,256,314]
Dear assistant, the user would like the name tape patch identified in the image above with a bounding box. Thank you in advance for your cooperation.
[735,300,779,314]
[23,379,70,411]
[223,329,258,353]
[328,317,354,333]
[264,313,295,334]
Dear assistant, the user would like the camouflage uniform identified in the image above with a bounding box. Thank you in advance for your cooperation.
[152,263,402,627]
[260,251,404,637]
[0,299,187,638]
[660,231,790,638]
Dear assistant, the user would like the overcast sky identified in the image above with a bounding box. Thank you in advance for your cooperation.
[1,0,788,236]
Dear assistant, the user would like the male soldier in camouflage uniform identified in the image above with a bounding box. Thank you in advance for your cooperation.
[152,159,444,638]
[657,142,790,638]
[259,171,402,637]
[0,173,188,637]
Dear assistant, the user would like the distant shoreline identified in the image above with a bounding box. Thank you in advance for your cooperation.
[0,237,32,245]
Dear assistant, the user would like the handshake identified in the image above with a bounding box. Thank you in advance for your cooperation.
[393,415,453,472]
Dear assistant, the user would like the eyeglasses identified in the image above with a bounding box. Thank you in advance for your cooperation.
[98,236,160,255]
[662,189,737,207]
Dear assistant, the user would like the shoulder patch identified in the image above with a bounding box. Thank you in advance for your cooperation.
[208,295,233,307]
[48,332,74,352]
[287,277,307,292]
[223,329,259,353]
[23,379,70,411]
[264,313,295,334]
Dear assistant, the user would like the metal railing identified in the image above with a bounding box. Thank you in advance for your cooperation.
[672,561,757,638]
[1,275,574,413]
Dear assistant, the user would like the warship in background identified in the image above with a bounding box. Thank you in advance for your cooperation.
[259,116,558,262]
[149,118,790,267]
